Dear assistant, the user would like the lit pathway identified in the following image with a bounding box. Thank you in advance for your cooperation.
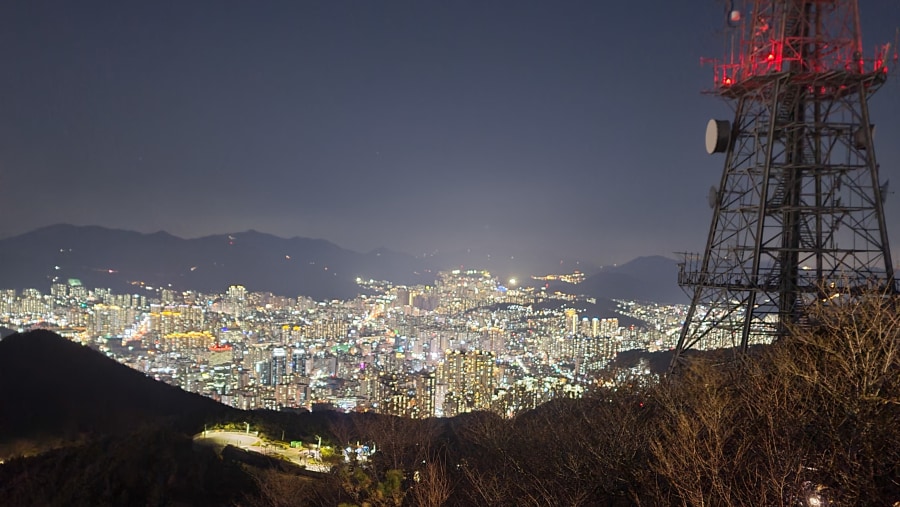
[193,430,330,472]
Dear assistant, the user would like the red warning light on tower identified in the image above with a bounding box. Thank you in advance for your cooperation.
[673,0,898,371]
[705,0,896,93]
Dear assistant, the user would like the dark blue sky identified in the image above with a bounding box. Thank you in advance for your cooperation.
[2,1,899,265]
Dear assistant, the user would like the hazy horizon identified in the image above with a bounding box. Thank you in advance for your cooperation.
[2,222,683,270]
[3,1,899,264]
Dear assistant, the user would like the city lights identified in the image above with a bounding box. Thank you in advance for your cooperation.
[0,271,687,417]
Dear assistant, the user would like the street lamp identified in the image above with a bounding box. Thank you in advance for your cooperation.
[800,480,831,507]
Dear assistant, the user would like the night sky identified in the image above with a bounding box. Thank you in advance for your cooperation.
[2,1,900,265]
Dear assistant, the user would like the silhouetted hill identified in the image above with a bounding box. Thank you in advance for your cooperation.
[0,224,436,300]
[576,255,688,304]
[0,330,236,450]
[0,330,334,504]
[0,428,256,507]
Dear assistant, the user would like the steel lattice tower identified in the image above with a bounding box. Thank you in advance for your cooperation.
[671,0,896,369]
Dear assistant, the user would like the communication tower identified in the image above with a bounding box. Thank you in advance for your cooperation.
[671,0,897,368]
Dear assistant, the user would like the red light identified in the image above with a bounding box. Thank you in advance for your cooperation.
[723,77,733,86]
[767,53,775,61]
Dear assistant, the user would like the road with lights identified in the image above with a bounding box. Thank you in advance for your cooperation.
[193,430,330,472]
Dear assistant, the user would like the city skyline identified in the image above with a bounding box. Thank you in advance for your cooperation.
[2,1,900,264]
[0,268,669,418]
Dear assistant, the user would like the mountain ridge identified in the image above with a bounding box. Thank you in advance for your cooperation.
[0,224,683,303]
[0,330,236,451]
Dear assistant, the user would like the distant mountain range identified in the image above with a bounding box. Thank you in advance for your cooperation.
[0,224,686,303]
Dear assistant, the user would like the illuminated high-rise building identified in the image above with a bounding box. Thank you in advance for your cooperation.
[578,317,592,336]
[225,285,248,316]
[438,349,495,417]
[599,318,618,337]
[93,304,128,337]
[413,371,437,418]
[50,283,68,300]
[564,308,578,334]
[272,348,288,385]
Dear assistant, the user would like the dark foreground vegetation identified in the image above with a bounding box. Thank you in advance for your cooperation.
[1,296,898,506]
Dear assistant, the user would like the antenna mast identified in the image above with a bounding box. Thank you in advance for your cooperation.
[671,0,895,369]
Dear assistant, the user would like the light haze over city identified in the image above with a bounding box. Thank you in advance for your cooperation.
[2,1,900,264]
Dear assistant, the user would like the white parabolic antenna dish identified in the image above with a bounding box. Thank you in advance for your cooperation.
[705,119,731,154]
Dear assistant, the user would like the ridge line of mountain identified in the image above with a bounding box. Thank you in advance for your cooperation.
[0,224,686,303]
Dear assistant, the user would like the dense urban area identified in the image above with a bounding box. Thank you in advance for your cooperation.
[2,271,691,418]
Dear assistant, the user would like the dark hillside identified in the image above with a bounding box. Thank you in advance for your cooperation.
[0,330,236,453]
[577,256,688,304]
[0,428,255,507]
